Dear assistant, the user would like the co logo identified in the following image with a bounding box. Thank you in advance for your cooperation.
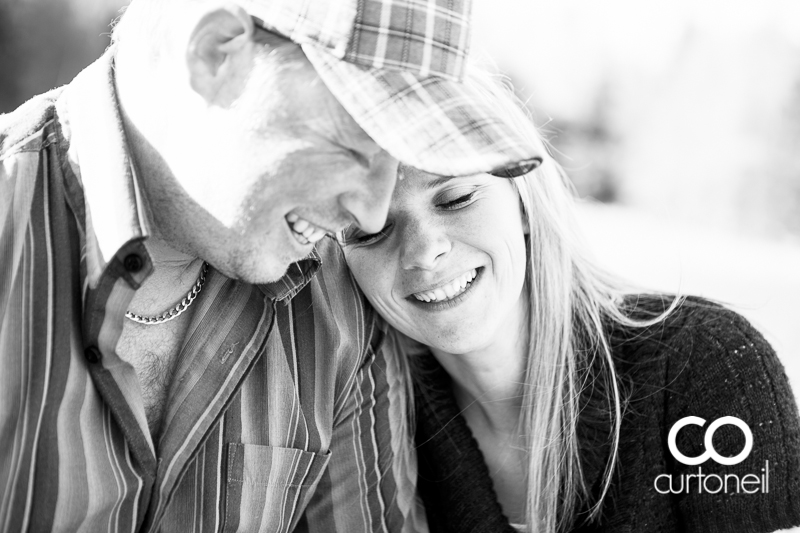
[667,416,753,466]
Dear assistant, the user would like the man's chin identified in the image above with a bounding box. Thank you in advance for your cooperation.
[213,255,293,286]
[212,236,317,284]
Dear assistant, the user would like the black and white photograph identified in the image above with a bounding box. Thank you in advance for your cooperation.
[1,0,799,532]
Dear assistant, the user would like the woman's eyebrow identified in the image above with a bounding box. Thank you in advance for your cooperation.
[424,175,457,190]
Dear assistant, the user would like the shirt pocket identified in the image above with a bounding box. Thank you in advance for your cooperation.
[223,443,331,533]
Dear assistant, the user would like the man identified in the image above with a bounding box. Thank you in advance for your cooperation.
[0,0,541,531]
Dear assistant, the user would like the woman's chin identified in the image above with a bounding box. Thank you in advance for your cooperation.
[410,324,493,356]
[400,300,501,354]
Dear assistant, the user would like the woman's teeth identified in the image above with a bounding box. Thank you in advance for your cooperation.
[413,269,478,303]
[286,213,327,245]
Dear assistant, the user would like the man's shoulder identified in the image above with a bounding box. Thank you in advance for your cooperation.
[308,238,366,303]
[0,87,65,159]
[295,238,378,343]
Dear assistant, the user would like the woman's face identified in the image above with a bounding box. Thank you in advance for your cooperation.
[341,167,529,355]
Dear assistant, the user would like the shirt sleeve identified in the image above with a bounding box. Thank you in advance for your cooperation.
[0,115,61,531]
[664,303,800,533]
[297,327,429,533]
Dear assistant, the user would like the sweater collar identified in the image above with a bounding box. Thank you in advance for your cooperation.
[413,352,613,529]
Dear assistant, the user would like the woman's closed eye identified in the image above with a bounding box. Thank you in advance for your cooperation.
[337,187,482,247]
[435,188,479,210]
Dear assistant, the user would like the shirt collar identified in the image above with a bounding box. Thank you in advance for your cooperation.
[258,247,323,302]
[57,44,152,288]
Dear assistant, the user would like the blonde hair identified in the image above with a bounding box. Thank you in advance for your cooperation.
[411,62,681,532]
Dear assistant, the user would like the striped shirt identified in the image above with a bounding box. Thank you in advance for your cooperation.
[0,49,426,533]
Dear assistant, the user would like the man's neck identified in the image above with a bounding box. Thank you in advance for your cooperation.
[126,237,205,319]
[115,62,210,299]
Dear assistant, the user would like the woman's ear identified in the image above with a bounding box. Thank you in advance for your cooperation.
[185,3,257,107]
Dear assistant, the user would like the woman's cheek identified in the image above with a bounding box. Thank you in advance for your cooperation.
[350,252,394,312]
[345,252,373,294]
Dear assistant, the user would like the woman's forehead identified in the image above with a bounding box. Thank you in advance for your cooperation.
[391,171,458,210]
[393,166,435,199]
[396,165,481,194]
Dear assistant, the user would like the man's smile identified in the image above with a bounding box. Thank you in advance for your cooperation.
[285,212,329,245]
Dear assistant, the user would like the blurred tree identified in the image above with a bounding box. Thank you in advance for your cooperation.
[0,0,127,113]
[501,65,621,203]
[546,80,620,203]
[773,71,800,239]
[0,2,24,111]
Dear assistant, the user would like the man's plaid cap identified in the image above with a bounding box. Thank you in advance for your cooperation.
[239,0,543,177]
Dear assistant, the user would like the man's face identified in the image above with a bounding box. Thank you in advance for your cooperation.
[173,46,399,284]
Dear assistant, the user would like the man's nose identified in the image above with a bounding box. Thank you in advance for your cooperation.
[339,151,399,234]
[400,220,451,271]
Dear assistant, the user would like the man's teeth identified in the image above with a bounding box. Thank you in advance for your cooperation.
[413,269,478,303]
[286,213,327,245]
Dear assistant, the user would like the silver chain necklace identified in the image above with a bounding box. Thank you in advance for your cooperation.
[125,262,208,325]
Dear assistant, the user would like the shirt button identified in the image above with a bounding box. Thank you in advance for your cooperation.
[123,253,144,273]
[84,346,102,364]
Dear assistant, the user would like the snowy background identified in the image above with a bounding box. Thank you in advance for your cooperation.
[471,0,800,405]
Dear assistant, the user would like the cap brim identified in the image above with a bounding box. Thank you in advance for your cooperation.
[302,44,543,177]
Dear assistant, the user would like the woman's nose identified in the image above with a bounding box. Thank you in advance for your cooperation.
[338,151,399,234]
[400,221,452,271]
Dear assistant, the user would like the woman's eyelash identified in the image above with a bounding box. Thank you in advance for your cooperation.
[438,191,476,209]
[338,190,477,247]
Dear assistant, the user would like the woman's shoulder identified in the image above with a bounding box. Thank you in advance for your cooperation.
[603,294,800,533]
[615,294,761,342]
[611,295,783,384]
[610,293,798,441]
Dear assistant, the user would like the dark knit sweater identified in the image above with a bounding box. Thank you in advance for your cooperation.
[414,297,800,533]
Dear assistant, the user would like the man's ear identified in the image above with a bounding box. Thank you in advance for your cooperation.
[186,3,256,106]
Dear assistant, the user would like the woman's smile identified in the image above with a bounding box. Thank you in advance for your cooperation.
[406,267,483,309]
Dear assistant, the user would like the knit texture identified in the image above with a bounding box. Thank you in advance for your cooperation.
[414,296,800,533]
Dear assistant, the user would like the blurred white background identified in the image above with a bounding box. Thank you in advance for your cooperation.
[471,0,800,404]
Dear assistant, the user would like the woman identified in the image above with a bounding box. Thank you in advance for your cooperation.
[338,66,800,533]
